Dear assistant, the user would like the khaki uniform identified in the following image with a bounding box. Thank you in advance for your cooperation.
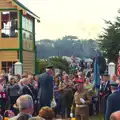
[86,89,95,116]
[72,90,92,120]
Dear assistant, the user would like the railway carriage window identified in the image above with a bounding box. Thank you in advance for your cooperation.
[29,20,33,32]
[22,30,26,39]
[30,33,33,40]
[22,17,25,29]
[2,62,6,68]
[1,12,18,38]
[2,61,17,73]
[26,31,29,40]
[22,15,34,40]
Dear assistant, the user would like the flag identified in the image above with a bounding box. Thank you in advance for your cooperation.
[94,52,100,90]
[94,51,102,120]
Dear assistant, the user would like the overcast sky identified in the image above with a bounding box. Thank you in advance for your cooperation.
[20,0,120,40]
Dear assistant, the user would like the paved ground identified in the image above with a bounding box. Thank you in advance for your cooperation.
[54,114,101,120]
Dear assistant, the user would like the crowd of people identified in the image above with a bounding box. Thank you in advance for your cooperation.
[0,62,120,120]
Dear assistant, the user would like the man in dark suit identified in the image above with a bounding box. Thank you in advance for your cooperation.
[105,82,120,120]
[100,72,111,118]
[37,64,54,111]
[10,94,34,120]
[19,78,34,98]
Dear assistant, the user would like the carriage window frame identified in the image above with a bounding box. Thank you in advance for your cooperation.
[0,11,18,38]
[1,61,17,73]
[22,15,34,41]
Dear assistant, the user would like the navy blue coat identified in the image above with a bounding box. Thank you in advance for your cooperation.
[37,72,53,108]
[100,80,111,116]
[105,91,120,120]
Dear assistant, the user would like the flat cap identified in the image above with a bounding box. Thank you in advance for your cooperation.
[103,71,109,76]
[45,64,53,69]
[110,81,118,87]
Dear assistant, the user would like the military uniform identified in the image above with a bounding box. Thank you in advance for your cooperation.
[99,72,111,118]
[86,89,95,116]
[72,89,92,120]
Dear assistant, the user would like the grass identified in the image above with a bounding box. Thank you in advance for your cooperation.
[90,114,103,120]
[90,115,98,120]
[55,114,104,120]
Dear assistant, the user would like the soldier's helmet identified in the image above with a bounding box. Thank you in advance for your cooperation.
[110,81,118,88]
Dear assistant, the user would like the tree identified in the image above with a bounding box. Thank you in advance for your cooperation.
[36,35,97,59]
[98,10,120,62]
[37,57,69,73]
[37,59,48,73]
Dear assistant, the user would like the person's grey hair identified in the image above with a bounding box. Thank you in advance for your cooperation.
[46,68,50,72]
[0,115,3,120]
[19,94,33,111]
[29,117,45,120]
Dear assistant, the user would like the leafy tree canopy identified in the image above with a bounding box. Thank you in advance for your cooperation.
[99,10,120,62]
[37,57,69,73]
[36,35,97,59]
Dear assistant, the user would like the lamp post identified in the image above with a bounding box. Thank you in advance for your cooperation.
[14,62,23,78]
[108,62,115,79]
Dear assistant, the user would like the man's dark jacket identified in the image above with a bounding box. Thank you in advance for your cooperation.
[105,91,120,120]
[37,72,53,108]
[100,80,111,116]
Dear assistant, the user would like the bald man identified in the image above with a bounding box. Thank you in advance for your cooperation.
[110,111,120,120]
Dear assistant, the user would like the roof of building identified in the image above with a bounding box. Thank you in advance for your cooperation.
[12,0,40,21]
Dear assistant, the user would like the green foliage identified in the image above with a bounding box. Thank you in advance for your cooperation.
[50,57,69,71]
[36,59,48,73]
[37,57,69,73]
[89,115,103,120]
[98,10,120,62]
